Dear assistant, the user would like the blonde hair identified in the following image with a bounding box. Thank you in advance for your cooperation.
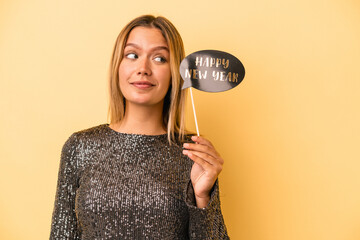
[108,15,187,144]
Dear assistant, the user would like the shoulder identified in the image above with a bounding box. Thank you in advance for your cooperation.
[63,123,110,150]
[60,124,111,168]
[73,123,109,137]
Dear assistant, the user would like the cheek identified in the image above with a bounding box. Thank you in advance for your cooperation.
[159,67,172,86]
[118,63,129,83]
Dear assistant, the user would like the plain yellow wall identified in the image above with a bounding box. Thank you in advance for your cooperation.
[1,0,359,239]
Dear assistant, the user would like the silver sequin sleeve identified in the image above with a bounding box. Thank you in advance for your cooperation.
[50,124,229,239]
[50,132,82,239]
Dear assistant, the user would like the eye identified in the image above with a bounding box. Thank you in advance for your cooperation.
[126,53,138,59]
[154,56,167,63]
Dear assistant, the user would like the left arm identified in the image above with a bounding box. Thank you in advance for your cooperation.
[183,135,229,239]
[183,136,224,208]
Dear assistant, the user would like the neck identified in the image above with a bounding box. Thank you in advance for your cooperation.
[110,101,166,135]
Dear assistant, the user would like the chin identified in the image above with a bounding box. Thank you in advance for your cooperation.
[125,93,165,106]
[127,98,162,107]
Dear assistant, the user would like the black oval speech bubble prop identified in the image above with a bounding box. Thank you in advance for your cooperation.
[180,50,245,92]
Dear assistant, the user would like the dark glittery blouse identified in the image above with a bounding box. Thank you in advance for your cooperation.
[50,124,229,239]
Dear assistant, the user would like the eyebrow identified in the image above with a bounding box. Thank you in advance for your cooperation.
[124,43,169,52]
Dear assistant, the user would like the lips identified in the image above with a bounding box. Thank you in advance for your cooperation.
[131,81,155,89]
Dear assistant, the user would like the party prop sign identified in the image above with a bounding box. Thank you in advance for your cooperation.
[180,50,245,136]
[180,50,245,92]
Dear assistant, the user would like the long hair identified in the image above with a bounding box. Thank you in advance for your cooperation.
[108,15,187,144]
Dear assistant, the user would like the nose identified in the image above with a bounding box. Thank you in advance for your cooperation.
[137,57,152,76]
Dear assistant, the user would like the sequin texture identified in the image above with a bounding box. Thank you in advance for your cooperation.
[50,124,229,239]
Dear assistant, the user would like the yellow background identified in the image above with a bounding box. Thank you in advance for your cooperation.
[1,0,359,239]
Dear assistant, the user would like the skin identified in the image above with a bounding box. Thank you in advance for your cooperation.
[183,136,224,208]
[110,26,224,208]
[113,26,171,135]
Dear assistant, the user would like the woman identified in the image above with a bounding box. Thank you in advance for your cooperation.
[50,15,229,239]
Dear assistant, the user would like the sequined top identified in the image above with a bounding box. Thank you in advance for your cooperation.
[50,124,229,239]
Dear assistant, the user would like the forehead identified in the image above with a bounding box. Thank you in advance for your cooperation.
[126,26,168,47]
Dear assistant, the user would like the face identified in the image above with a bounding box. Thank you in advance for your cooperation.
[119,26,171,108]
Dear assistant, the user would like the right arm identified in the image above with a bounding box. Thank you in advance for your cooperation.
[50,133,81,239]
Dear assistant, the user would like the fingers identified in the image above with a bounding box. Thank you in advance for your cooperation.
[183,136,224,172]
[183,149,223,175]
[183,150,212,169]
[183,136,222,163]
[191,135,213,148]
[183,149,216,166]
[184,136,224,201]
